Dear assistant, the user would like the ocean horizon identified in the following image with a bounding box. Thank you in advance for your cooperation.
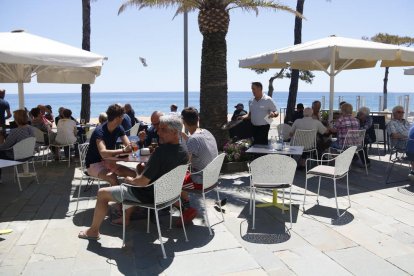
[4,91,413,119]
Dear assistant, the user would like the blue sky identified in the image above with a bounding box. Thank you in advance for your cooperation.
[1,0,413,94]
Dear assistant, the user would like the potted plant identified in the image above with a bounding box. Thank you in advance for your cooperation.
[221,138,253,173]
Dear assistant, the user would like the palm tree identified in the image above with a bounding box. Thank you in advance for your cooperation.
[284,0,304,124]
[368,33,414,110]
[81,0,93,122]
[119,0,300,148]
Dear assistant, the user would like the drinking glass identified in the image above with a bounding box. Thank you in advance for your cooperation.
[151,138,158,148]
[131,142,139,157]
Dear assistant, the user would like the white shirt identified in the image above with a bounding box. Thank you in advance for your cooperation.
[249,94,277,126]
[291,117,327,135]
[55,119,77,145]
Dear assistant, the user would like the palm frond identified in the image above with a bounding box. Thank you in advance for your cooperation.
[119,0,186,15]
[226,0,303,18]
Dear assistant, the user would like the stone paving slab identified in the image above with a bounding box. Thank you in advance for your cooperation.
[0,152,413,275]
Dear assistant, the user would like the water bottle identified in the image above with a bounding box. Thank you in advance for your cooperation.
[279,136,284,150]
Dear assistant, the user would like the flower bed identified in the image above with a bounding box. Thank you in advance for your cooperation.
[221,138,253,173]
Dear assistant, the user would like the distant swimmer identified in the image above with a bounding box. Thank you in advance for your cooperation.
[139,57,148,67]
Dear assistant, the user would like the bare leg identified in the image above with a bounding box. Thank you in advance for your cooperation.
[114,165,137,178]
[111,207,136,226]
[97,170,119,186]
[80,187,115,238]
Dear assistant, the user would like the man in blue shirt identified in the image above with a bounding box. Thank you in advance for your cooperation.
[0,89,11,128]
[85,104,136,186]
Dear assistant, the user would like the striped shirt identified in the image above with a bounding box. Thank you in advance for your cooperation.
[0,125,35,159]
[333,115,360,148]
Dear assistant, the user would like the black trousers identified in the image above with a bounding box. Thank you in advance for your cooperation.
[252,124,270,145]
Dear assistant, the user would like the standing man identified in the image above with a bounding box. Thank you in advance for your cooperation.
[240,82,278,145]
[0,89,11,128]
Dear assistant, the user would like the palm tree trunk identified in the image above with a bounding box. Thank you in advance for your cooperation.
[285,0,304,124]
[81,0,91,122]
[199,32,228,149]
[383,67,389,110]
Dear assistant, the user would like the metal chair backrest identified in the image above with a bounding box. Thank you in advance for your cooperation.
[277,124,292,141]
[153,164,188,205]
[249,154,296,185]
[291,129,317,151]
[13,137,36,160]
[78,143,89,171]
[343,129,365,150]
[32,126,45,143]
[201,153,226,190]
[334,146,357,176]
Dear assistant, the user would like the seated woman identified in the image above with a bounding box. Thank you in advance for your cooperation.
[329,103,360,149]
[31,107,57,158]
[0,110,35,182]
[357,106,376,167]
[55,109,78,158]
[44,105,54,124]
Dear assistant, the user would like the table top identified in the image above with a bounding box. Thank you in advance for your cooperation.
[104,153,150,163]
[0,159,24,168]
[246,145,304,155]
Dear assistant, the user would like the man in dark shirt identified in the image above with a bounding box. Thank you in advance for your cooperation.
[138,110,163,147]
[291,103,304,123]
[78,115,188,240]
[231,103,247,121]
[85,104,136,187]
[0,89,11,127]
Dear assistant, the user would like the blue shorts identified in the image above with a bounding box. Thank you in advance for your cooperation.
[109,185,142,203]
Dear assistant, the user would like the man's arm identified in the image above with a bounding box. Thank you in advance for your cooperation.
[239,111,251,121]
[120,135,132,151]
[96,139,128,158]
[124,174,151,187]
[5,108,11,120]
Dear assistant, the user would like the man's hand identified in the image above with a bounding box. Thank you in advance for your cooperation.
[138,130,146,142]
[269,111,279,118]
[125,176,135,184]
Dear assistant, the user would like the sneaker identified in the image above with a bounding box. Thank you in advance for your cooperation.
[176,207,197,227]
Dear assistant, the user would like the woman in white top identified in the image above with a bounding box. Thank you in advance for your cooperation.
[55,109,77,145]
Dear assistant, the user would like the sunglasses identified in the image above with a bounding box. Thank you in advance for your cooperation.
[396,111,405,114]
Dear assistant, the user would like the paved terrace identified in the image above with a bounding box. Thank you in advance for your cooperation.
[0,150,413,276]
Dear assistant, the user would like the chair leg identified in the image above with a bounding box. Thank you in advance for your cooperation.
[316,176,322,204]
[46,146,50,167]
[289,187,293,230]
[202,192,212,235]
[146,209,150,233]
[154,208,167,259]
[67,146,71,167]
[15,166,22,192]
[346,173,351,209]
[249,185,253,215]
[252,187,256,230]
[169,205,173,229]
[303,177,308,213]
[122,204,126,247]
[281,189,285,214]
[76,176,84,212]
[215,189,224,222]
[31,161,39,185]
[360,149,368,175]
[178,198,188,242]
[333,178,340,217]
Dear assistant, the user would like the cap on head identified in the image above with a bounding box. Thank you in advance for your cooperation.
[235,103,244,108]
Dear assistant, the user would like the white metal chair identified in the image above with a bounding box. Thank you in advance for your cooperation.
[277,124,292,141]
[75,143,103,212]
[303,146,357,217]
[385,134,410,184]
[184,153,226,235]
[248,154,296,230]
[291,129,318,159]
[31,126,48,164]
[121,164,189,259]
[330,129,368,175]
[12,137,39,191]
[46,129,77,167]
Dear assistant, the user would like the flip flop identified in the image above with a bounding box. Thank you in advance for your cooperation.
[78,230,100,240]
[0,229,12,235]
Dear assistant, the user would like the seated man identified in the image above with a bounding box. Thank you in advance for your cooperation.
[78,115,188,240]
[290,107,329,166]
[291,103,304,123]
[179,107,218,226]
[138,111,163,147]
[85,104,136,187]
[329,103,360,149]
[231,103,247,121]
[387,105,410,150]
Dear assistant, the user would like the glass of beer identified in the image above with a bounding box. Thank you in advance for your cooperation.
[151,138,158,149]
[131,142,139,157]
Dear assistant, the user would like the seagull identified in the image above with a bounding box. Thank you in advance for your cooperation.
[139,57,148,67]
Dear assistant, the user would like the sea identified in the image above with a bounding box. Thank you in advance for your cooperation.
[5,91,413,119]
